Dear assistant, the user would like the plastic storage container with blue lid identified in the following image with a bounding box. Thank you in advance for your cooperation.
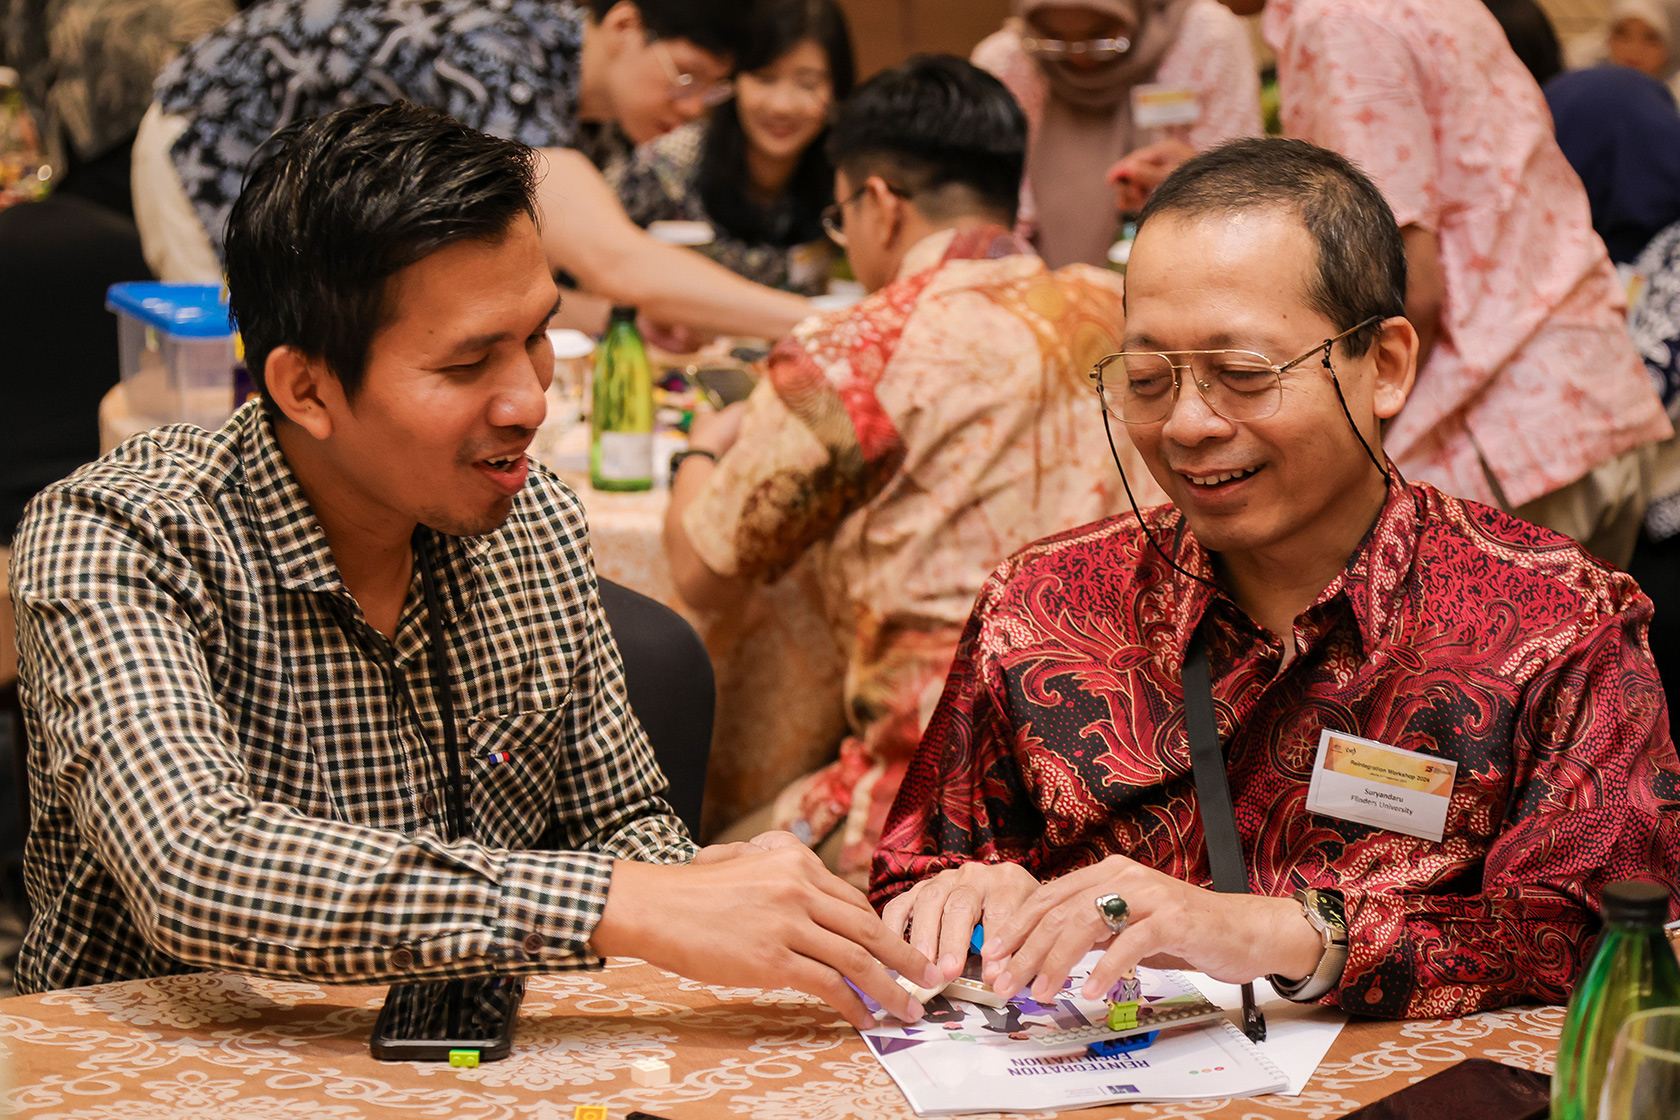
[105,282,235,337]
[106,282,239,428]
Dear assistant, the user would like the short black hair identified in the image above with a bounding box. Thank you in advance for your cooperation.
[225,102,538,406]
[1135,137,1407,357]
[587,0,750,60]
[698,0,855,246]
[826,54,1025,225]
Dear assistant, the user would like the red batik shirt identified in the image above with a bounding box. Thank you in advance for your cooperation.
[871,479,1680,1018]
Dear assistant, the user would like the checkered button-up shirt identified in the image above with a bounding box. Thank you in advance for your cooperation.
[10,403,692,994]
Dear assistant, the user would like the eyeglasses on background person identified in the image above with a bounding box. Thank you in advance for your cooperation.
[653,39,735,109]
[1019,35,1132,63]
[1089,315,1386,425]
[820,180,911,246]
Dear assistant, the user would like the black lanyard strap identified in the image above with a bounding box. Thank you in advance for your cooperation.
[417,529,468,843]
[1182,630,1267,1042]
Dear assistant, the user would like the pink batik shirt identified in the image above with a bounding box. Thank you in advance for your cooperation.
[1265,0,1671,508]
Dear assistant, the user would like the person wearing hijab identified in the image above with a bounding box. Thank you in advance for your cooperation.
[1568,0,1680,103]
[1546,63,1680,265]
[972,0,1260,269]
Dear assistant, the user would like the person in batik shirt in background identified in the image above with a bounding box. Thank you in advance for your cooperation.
[871,138,1680,1020]
[663,56,1162,887]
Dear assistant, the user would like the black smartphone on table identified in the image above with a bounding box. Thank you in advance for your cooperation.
[369,975,524,1062]
[1342,1058,1551,1120]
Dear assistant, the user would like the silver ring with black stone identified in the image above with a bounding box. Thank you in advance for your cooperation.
[1094,892,1130,935]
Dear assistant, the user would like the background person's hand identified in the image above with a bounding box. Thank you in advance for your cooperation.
[1107,139,1197,213]
[686,399,749,457]
[640,316,714,355]
[980,855,1322,1003]
[592,845,939,1030]
[880,860,1040,982]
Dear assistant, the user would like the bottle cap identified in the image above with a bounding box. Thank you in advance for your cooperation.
[608,306,638,322]
[1603,879,1670,925]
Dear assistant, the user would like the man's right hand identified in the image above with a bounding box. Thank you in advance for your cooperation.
[879,861,1040,983]
[590,846,938,1030]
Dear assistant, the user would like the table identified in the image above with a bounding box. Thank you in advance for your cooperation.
[0,960,1564,1119]
[97,383,850,839]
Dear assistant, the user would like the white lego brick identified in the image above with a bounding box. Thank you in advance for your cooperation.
[944,975,1009,1008]
[629,1057,670,1087]
[895,974,952,1003]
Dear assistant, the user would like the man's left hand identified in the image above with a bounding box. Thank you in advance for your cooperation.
[687,401,749,457]
[979,855,1324,1002]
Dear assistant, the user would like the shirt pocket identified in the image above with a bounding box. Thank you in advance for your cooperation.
[467,706,569,850]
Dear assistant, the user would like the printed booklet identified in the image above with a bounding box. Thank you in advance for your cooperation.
[859,956,1289,1115]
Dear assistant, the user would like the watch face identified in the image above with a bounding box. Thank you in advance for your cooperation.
[1305,889,1347,936]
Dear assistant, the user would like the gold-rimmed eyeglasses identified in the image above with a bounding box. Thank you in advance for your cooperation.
[653,39,735,109]
[1020,35,1133,63]
[1089,315,1386,425]
[820,180,911,246]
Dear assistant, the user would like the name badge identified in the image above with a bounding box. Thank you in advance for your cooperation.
[1305,729,1456,842]
[1131,84,1201,129]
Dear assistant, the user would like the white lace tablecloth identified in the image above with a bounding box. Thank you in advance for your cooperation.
[1,959,1563,1119]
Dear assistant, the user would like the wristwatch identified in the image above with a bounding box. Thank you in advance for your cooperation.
[1269,888,1348,1002]
[669,447,718,477]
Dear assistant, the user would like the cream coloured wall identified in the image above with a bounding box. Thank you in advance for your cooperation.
[1540,0,1612,40]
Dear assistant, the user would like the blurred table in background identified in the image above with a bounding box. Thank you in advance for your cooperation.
[99,382,848,840]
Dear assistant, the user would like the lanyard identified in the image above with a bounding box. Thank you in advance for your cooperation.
[1183,630,1267,1042]
[416,530,468,842]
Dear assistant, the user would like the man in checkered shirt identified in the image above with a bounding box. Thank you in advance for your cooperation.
[7,102,937,1027]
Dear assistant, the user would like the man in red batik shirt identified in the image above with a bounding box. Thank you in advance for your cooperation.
[869,138,1680,1019]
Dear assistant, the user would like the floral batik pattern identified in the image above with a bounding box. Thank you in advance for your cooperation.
[155,0,587,258]
[1266,0,1671,508]
[1632,220,1680,538]
[685,226,1160,884]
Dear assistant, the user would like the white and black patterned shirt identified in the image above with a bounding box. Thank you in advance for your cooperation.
[155,0,593,259]
[10,402,692,994]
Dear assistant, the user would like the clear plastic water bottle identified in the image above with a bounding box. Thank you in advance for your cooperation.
[1551,880,1680,1120]
[589,306,653,491]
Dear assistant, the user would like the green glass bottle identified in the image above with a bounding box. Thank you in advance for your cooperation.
[1551,880,1680,1120]
[590,305,653,492]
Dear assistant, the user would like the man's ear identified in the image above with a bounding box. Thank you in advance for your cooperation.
[596,0,643,46]
[867,175,909,252]
[1369,315,1418,422]
[264,346,340,441]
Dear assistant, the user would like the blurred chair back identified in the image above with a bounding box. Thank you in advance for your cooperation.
[596,579,715,837]
[0,194,150,539]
